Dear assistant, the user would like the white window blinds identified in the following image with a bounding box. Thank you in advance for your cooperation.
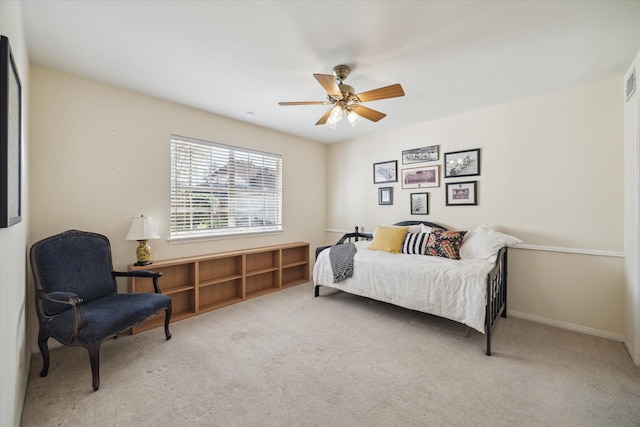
[170,135,283,238]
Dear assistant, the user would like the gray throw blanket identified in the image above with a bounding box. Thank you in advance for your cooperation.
[329,243,357,283]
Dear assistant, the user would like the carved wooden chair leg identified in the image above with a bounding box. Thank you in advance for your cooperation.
[164,306,172,340]
[87,343,102,391]
[38,334,50,377]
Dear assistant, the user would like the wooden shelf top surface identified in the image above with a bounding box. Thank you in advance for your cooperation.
[128,242,309,270]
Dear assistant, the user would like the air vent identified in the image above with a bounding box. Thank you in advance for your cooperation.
[626,67,636,101]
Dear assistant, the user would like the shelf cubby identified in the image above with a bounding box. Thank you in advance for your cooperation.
[282,264,310,288]
[200,255,243,283]
[199,278,243,312]
[246,270,279,298]
[246,249,279,276]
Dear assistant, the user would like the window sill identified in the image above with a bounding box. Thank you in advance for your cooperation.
[167,229,284,245]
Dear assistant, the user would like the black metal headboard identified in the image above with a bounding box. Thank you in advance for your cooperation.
[393,221,449,231]
[318,221,450,259]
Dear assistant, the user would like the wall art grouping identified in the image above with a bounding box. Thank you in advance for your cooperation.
[373,145,480,212]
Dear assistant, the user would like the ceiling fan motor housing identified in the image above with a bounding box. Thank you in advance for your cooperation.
[335,84,357,103]
[332,65,351,83]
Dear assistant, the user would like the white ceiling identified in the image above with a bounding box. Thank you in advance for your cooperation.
[19,0,640,144]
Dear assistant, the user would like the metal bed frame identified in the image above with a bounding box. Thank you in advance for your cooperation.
[314,221,508,356]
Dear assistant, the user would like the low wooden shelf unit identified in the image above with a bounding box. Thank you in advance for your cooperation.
[129,242,310,333]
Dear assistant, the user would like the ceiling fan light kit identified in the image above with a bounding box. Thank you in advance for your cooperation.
[279,65,405,129]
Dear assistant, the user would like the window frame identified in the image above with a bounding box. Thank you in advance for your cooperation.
[169,135,283,242]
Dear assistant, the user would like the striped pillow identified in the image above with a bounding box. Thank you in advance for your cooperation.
[401,232,430,255]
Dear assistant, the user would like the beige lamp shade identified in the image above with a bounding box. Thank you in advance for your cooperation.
[125,215,160,241]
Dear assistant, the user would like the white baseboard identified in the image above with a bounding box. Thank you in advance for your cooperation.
[508,310,624,342]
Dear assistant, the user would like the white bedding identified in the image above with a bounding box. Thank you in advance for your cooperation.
[313,240,495,333]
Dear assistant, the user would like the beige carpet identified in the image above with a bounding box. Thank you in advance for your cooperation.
[21,282,640,426]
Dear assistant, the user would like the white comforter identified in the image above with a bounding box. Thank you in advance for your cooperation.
[313,240,495,333]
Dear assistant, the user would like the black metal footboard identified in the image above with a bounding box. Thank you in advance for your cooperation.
[485,247,508,356]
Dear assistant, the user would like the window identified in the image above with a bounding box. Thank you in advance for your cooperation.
[170,135,282,239]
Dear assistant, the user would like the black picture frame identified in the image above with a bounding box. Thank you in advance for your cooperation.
[444,148,480,178]
[378,187,393,205]
[373,160,398,184]
[402,145,439,164]
[410,192,429,215]
[0,36,21,228]
[445,181,478,206]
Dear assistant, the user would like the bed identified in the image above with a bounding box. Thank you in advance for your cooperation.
[313,221,520,355]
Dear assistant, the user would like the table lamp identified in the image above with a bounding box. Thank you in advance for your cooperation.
[125,214,160,266]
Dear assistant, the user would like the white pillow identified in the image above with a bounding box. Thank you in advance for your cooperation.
[373,223,432,236]
[460,225,522,262]
[420,224,433,234]
[407,224,422,233]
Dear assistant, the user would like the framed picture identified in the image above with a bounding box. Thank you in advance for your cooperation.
[401,165,440,189]
[444,148,480,178]
[0,36,21,228]
[410,193,428,215]
[446,181,477,206]
[402,145,439,164]
[378,187,393,205]
[373,160,397,184]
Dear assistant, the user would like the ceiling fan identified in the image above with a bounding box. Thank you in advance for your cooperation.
[278,65,405,129]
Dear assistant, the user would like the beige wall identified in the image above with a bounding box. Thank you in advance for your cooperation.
[326,78,625,337]
[28,65,327,346]
[29,65,327,266]
[0,1,30,426]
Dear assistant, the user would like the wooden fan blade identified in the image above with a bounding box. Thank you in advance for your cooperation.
[313,73,343,99]
[315,108,332,125]
[351,105,386,122]
[278,101,331,106]
[356,84,405,103]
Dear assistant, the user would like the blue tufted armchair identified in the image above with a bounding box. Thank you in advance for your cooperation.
[30,230,172,391]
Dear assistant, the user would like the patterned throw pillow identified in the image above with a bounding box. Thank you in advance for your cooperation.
[401,232,429,255]
[426,229,467,259]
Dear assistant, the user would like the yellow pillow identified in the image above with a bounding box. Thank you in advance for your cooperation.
[368,225,409,253]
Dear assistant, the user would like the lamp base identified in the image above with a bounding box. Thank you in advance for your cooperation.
[135,240,153,266]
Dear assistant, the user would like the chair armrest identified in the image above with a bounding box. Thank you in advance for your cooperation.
[39,291,84,339]
[40,291,83,305]
[113,270,163,294]
[113,270,163,279]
